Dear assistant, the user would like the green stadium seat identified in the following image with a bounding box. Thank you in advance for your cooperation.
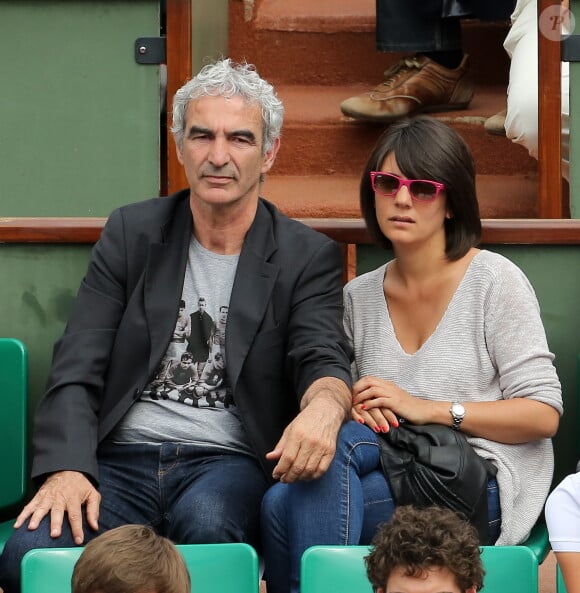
[521,522,550,564]
[479,546,538,593]
[301,546,372,593]
[301,544,538,593]
[0,338,27,553]
[21,542,259,593]
[557,563,567,593]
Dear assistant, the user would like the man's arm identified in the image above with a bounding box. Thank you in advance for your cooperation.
[27,209,131,540]
[264,234,352,482]
[266,376,351,482]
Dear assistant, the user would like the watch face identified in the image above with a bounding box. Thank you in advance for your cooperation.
[452,403,465,417]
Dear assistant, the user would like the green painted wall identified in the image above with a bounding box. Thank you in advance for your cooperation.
[0,244,92,427]
[0,1,160,216]
[358,244,580,485]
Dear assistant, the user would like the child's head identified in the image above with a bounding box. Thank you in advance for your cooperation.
[72,525,191,593]
[365,506,484,593]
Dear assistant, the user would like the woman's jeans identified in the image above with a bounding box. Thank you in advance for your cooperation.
[0,442,268,593]
[261,420,501,593]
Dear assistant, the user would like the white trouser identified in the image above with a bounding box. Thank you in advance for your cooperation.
[504,0,570,179]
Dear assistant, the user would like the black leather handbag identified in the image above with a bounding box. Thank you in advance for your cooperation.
[377,420,498,544]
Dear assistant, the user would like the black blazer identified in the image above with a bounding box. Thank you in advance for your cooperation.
[32,191,352,484]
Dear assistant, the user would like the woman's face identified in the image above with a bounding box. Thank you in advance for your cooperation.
[374,153,450,252]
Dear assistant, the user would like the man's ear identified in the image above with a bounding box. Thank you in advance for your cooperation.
[176,143,184,166]
[465,586,478,593]
[261,137,281,174]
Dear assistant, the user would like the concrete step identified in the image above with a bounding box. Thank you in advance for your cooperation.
[254,0,375,33]
[230,0,512,86]
[262,174,538,219]
[275,84,537,177]
[229,0,538,219]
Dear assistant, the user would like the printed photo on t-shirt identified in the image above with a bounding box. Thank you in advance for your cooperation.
[143,299,234,409]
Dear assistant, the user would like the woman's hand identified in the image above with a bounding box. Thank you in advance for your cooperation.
[352,376,433,432]
[351,399,399,433]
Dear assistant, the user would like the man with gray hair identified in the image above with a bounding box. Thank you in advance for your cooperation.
[0,59,352,593]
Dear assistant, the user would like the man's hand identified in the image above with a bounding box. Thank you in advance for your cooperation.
[266,377,350,483]
[14,470,100,545]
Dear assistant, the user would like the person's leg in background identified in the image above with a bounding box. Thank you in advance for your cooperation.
[485,0,569,179]
[503,0,569,178]
[339,0,472,122]
[503,0,539,157]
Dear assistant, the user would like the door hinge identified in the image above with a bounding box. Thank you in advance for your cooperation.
[135,37,166,65]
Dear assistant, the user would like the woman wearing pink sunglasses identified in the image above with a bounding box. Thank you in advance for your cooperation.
[261,116,562,593]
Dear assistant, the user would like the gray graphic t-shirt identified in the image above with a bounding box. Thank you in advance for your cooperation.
[109,236,255,456]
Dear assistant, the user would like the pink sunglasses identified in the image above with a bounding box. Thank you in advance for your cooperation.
[370,171,445,202]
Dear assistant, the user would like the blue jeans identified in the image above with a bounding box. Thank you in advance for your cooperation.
[0,441,268,593]
[261,421,501,593]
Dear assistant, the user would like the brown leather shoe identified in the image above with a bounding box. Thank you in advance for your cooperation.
[340,54,474,123]
[484,109,507,136]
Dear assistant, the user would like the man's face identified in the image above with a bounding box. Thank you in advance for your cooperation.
[381,566,476,593]
[199,300,206,312]
[176,95,279,211]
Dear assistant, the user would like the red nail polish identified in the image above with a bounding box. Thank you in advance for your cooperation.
[381,426,389,433]
[361,405,366,410]
[358,418,364,424]
[374,426,380,433]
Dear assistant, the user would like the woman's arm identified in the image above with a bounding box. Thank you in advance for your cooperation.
[352,377,559,442]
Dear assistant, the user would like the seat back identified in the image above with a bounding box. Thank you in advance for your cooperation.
[301,546,373,593]
[557,563,567,593]
[480,546,538,593]
[301,545,538,593]
[21,542,259,593]
[0,338,27,510]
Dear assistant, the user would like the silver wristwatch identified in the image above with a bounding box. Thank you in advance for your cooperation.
[449,402,466,430]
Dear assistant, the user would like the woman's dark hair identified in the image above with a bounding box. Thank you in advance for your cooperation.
[360,116,481,260]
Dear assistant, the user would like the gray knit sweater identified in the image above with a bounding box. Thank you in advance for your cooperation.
[343,249,563,545]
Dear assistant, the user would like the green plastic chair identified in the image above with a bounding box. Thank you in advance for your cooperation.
[301,546,372,593]
[557,564,567,593]
[301,545,538,593]
[0,338,27,553]
[520,521,550,564]
[479,546,538,593]
[21,542,259,593]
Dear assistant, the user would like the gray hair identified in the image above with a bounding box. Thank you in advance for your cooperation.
[171,59,284,154]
